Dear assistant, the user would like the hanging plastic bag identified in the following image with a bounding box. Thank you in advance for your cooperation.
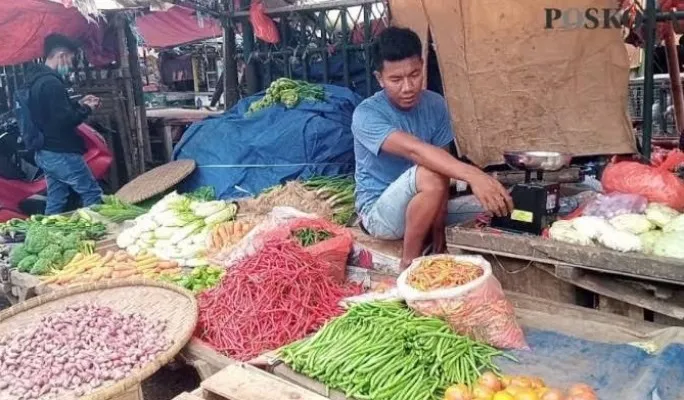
[601,161,684,211]
[250,0,280,44]
[397,255,528,350]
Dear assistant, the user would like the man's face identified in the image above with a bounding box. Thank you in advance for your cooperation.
[57,51,76,69]
[375,56,423,110]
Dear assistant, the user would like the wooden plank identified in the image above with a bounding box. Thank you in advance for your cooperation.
[202,364,327,400]
[487,255,577,305]
[537,264,684,320]
[272,364,347,400]
[180,338,236,381]
[173,393,204,400]
[446,226,684,284]
[162,125,175,163]
[598,296,645,320]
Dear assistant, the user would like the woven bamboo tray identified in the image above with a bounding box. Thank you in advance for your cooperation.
[0,279,198,400]
[115,159,196,204]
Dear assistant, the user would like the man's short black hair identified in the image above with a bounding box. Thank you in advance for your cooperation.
[372,27,422,71]
[43,34,80,58]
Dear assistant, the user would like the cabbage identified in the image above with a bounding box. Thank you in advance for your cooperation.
[653,232,684,259]
[639,230,663,255]
[609,214,655,235]
[571,216,612,239]
[549,223,593,246]
[597,226,642,253]
[645,203,679,228]
[663,214,684,233]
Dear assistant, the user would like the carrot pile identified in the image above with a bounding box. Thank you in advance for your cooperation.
[407,257,484,291]
[195,239,362,361]
[207,220,254,252]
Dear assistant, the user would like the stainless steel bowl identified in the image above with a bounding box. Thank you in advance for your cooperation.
[503,151,573,171]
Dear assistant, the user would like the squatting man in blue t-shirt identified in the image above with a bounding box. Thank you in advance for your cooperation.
[352,27,513,270]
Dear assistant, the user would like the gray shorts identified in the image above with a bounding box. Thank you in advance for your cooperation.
[361,166,484,240]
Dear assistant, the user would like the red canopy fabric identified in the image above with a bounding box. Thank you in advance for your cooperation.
[135,6,222,48]
[0,1,113,66]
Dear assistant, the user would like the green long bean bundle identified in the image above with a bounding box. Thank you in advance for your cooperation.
[280,301,513,400]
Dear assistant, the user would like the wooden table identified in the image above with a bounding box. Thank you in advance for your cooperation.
[446,225,684,325]
[146,108,222,164]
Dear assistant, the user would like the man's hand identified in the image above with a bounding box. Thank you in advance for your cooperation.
[467,171,513,217]
[79,95,101,111]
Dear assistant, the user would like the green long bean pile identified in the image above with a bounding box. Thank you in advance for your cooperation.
[280,301,512,400]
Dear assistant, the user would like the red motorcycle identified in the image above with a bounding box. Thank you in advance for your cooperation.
[0,113,113,223]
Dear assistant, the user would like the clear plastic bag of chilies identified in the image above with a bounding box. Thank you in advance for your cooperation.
[397,255,528,349]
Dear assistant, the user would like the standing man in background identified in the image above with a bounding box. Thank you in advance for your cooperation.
[352,27,512,270]
[25,34,103,214]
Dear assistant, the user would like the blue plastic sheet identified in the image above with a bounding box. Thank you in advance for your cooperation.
[173,84,362,199]
[497,328,684,400]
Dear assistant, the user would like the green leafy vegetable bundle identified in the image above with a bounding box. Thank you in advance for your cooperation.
[248,78,325,114]
[280,301,512,400]
[90,196,148,223]
[9,226,93,275]
[302,175,356,225]
[0,213,107,240]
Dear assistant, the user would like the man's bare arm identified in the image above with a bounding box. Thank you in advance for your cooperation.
[381,131,513,216]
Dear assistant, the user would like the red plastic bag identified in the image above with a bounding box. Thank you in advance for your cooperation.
[601,161,684,211]
[266,217,353,283]
[659,149,684,172]
[250,0,279,44]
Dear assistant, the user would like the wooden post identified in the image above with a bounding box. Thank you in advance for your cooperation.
[192,55,201,93]
[664,25,684,141]
[117,19,143,177]
[125,22,152,166]
[222,19,239,109]
[241,0,260,95]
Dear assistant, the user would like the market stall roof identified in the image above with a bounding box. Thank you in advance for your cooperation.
[135,6,222,48]
[0,0,113,66]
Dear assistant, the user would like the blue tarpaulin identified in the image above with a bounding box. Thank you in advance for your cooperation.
[498,328,684,400]
[173,84,362,199]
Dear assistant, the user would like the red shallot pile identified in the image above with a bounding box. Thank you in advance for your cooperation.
[195,239,362,361]
[0,304,170,400]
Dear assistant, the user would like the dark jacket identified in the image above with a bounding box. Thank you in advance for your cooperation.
[26,64,91,154]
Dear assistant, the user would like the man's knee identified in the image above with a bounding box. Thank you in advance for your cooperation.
[416,166,448,195]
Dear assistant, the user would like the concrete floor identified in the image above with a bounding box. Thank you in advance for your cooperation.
[1,297,201,400]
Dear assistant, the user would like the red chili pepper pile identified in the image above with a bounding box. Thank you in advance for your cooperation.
[195,239,362,361]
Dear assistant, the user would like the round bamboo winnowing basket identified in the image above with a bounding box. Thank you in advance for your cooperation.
[0,279,198,400]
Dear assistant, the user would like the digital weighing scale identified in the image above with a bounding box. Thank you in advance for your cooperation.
[491,151,573,235]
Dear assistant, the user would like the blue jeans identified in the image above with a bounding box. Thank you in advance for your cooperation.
[35,150,103,215]
[361,166,484,240]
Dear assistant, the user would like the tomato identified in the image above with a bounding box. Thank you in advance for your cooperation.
[478,372,503,392]
[472,384,495,400]
[511,377,532,389]
[505,385,525,396]
[529,377,545,389]
[492,392,516,400]
[540,389,566,400]
[567,393,596,400]
[514,389,540,400]
[568,384,595,396]
[444,384,473,400]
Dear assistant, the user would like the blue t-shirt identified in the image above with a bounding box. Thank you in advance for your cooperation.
[351,90,454,215]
